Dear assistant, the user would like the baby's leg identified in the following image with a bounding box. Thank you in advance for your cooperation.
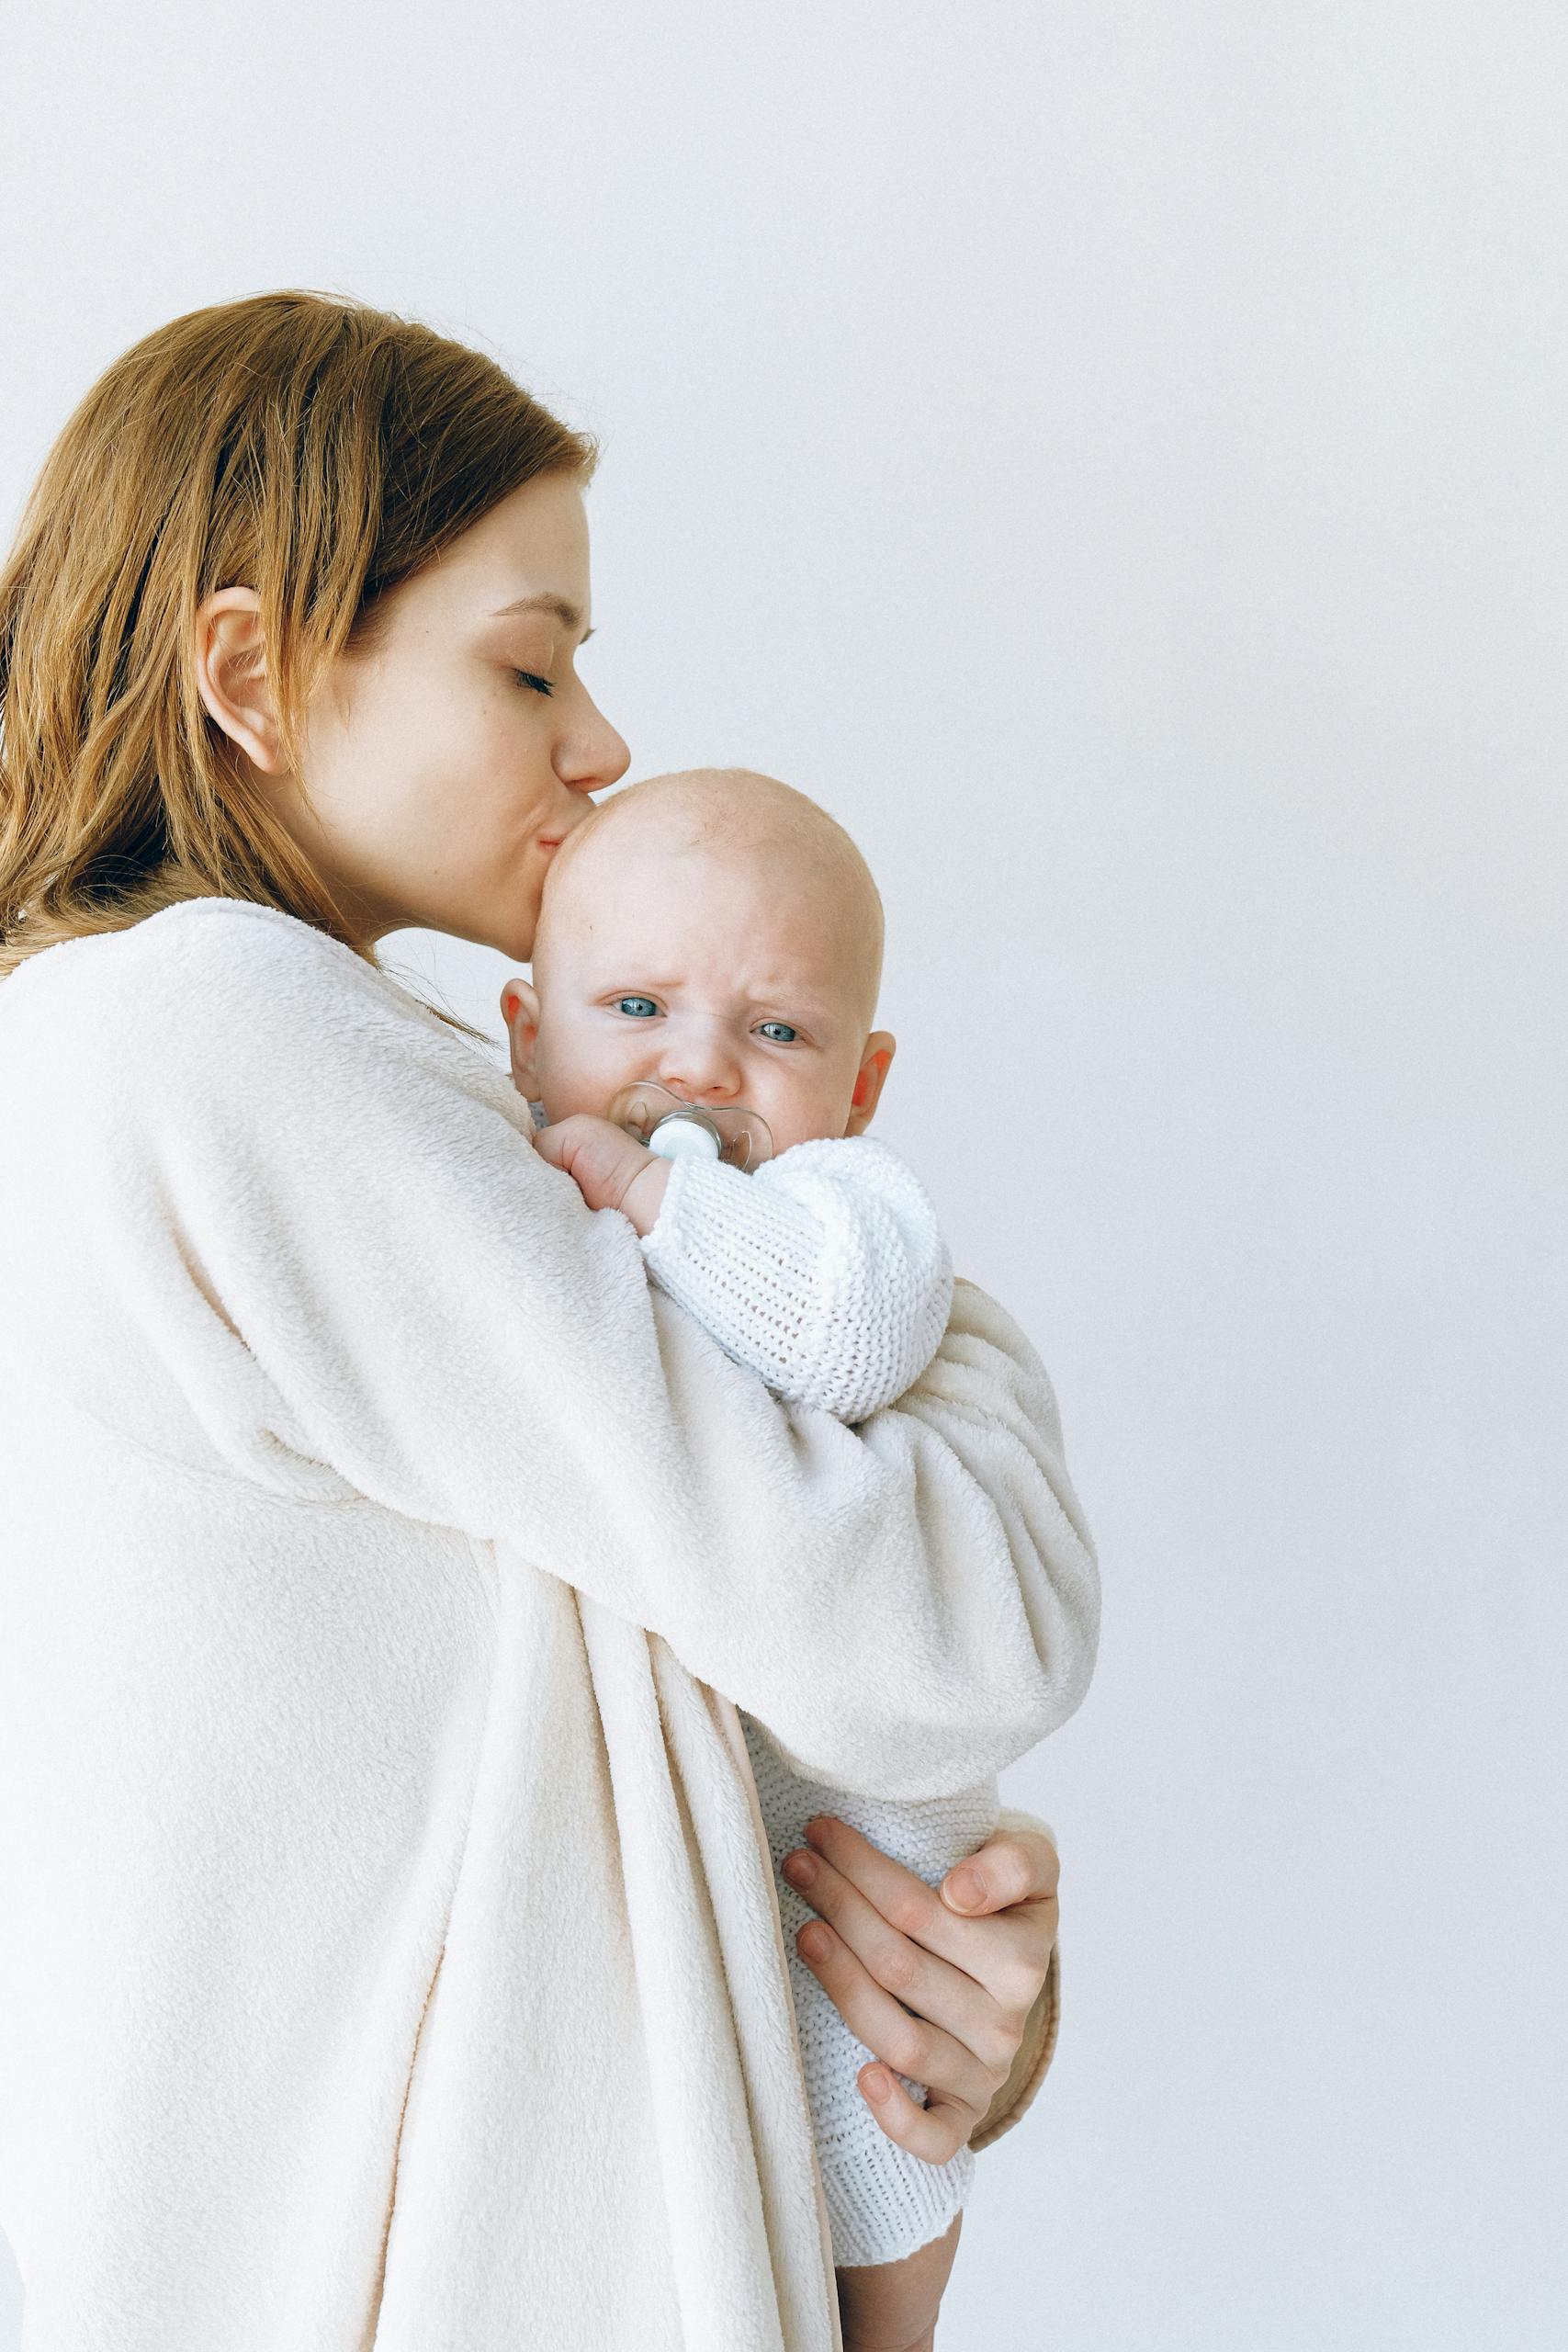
[739,1710,1000,2268]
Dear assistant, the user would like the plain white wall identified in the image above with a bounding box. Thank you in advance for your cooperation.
[2,4,1563,2344]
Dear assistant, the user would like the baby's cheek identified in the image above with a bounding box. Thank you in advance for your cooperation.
[536,1038,639,1127]
[756,1075,855,1155]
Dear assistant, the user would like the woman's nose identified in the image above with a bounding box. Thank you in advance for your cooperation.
[556,690,630,797]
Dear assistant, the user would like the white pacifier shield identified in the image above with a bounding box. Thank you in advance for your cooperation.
[647,1111,724,1162]
[605,1079,773,1170]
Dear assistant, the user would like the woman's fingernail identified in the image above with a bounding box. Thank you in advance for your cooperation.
[799,1923,832,1962]
[863,2066,892,2101]
[782,1850,818,1889]
[947,1866,986,1911]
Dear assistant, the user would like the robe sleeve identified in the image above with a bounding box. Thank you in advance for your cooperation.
[17,902,1099,1803]
[968,1810,1064,2151]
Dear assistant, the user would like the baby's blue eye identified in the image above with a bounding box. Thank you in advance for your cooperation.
[757,1020,798,1044]
[615,995,660,1019]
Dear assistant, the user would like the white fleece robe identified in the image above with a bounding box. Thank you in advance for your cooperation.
[0,898,1099,2352]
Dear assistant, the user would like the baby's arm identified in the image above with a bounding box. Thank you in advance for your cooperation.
[638,1136,954,1420]
[530,1113,954,1419]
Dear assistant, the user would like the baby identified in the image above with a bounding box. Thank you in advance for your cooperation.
[499,767,1003,2271]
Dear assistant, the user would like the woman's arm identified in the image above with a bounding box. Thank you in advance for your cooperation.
[11,901,1098,1801]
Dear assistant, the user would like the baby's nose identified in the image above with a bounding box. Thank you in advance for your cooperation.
[655,1024,741,1101]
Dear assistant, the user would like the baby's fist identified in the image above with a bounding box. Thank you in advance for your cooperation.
[532,1114,671,1236]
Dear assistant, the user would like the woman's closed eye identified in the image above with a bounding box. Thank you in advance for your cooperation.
[513,669,555,697]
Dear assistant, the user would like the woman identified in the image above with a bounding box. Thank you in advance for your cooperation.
[0,293,1098,2351]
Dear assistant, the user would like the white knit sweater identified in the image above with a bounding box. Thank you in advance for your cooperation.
[638,1142,955,1425]
[0,900,1100,2350]
[635,1145,999,2263]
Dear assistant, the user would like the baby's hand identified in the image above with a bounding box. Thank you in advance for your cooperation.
[532,1114,672,1238]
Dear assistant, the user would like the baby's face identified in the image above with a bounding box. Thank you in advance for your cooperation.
[508,822,894,1157]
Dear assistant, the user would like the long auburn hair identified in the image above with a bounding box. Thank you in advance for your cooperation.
[0,289,596,987]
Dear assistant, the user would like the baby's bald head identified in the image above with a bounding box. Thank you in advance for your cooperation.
[516,768,897,1155]
[536,768,886,1029]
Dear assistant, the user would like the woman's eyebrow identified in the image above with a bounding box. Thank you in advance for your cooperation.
[490,592,594,642]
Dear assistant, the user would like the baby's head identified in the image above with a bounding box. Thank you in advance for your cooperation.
[500,768,896,1157]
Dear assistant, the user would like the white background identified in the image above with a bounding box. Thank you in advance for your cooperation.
[3,4,1564,2344]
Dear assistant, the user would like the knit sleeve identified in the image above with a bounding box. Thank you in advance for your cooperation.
[5,901,1098,1804]
[638,1138,953,1421]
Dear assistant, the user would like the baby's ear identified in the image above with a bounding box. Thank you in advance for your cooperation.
[498,977,542,1098]
[845,1031,896,1136]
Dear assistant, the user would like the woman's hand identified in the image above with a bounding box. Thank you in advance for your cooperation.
[781,1814,1059,2161]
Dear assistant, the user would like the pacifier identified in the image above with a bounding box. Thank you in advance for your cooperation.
[606,1080,773,1171]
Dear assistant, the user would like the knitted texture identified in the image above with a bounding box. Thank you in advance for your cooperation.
[638,1138,954,1424]
[638,1134,1000,2265]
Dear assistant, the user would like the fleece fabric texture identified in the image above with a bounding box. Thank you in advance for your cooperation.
[0,899,1100,2352]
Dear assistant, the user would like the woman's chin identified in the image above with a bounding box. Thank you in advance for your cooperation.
[410,896,537,963]
[490,912,539,963]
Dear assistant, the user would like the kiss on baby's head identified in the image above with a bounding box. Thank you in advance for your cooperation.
[502,768,898,1159]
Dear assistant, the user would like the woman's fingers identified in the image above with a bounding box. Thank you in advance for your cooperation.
[799,1814,1052,2020]
[941,1823,1059,1919]
[795,1815,994,1974]
[783,1845,1021,2078]
[853,2064,977,2174]
[793,1917,999,2161]
[783,1815,1063,2159]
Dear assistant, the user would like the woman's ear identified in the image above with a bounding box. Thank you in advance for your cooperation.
[192,587,288,776]
[845,1031,896,1136]
[499,978,543,1097]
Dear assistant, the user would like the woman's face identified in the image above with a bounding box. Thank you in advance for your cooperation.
[288,471,629,959]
